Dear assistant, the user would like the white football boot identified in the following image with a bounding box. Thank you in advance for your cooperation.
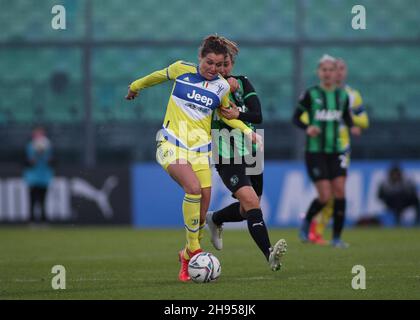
[206,211,223,250]
[268,239,288,271]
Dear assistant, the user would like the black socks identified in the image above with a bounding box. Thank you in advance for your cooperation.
[333,198,346,240]
[305,198,326,223]
[212,202,244,225]
[246,208,271,261]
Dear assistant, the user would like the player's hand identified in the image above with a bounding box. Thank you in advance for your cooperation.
[351,126,362,136]
[220,101,240,119]
[227,77,239,93]
[125,87,139,100]
[250,132,264,152]
[306,125,321,137]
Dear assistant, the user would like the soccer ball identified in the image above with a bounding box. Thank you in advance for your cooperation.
[188,252,221,283]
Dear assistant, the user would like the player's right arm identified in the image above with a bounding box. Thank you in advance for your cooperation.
[350,90,369,129]
[292,90,320,137]
[125,60,184,100]
[342,94,361,136]
[292,90,311,130]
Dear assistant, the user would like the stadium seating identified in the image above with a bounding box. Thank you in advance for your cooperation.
[92,0,296,40]
[303,0,420,39]
[0,0,85,41]
[1,0,419,123]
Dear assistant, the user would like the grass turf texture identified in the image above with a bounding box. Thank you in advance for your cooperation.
[0,227,419,299]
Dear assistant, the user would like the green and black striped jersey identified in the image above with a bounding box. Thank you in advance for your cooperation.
[293,85,353,154]
[212,75,262,159]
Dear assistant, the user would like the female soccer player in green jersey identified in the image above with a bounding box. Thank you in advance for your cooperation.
[308,58,369,245]
[292,55,361,248]
[206,38,287,271]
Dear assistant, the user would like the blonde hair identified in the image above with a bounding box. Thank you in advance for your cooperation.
[221,37,239,62]
[318,54,337,68]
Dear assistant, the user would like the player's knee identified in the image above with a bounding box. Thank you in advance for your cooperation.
[319,193,333,205]
[332,187,345,199]
[241,207,263,220]
[184,183,201,195]
[334,190,345,199]
[239,194,260,212]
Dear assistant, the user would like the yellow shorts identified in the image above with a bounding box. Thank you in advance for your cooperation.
[156,140,212,188]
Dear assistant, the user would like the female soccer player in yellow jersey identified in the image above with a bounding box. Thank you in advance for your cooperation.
[125,35,258,282]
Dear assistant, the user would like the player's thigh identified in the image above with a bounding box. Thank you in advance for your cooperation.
[305,152,329,182]
[216,163,252,195]
[167,162,201,195]
[331,176,346,198]
[193,166,212,221]
[328,153,347,198]
[194,165,212,189]
[328,153,348,180]
[195,167,212,216]
[250,173,263,197]
[234,185,260,211]
[314,179,333,204]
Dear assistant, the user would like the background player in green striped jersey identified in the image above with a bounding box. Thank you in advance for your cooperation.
[308,58,370,244]
[292,55,361,248]
[206,38,287,271]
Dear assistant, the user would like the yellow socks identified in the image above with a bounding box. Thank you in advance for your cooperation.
[182,193,201,257]
[198,220,206,243]
[316,198,334,235]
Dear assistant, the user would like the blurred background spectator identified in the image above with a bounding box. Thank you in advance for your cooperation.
[23,126,54,223]
[378,164,420,226]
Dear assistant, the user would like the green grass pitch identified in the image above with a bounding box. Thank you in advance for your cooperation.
[0,227,419,299]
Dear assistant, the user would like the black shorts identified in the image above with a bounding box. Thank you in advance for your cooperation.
[305,152,347,182]
[215,163,263,197]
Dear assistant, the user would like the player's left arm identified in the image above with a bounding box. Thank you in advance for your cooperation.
[236,77,263,124]
[343,95,362,136]
[218,92,253,135]
[351,91,369,129]
[220,77,263,124]
[218,90,263,145]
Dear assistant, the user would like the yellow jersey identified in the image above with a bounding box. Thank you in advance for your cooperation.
[130,60,252,153]
[339,85,369,152]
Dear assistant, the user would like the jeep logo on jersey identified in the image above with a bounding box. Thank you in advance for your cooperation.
[315,110,342,121]
[187,89,213,107]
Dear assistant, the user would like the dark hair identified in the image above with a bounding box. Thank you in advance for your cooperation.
[389,163,402,175]
[221,37,239,63]
[199,35,229,58]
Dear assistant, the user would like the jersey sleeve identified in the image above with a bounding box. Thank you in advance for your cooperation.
[219,112,253,135]
[219,89,253,134]
[237,76,262,124]
[351,90,369,129]
[299,112,309,125]
[129,60,186,92]
[297,90,311,112]
[342,94,354,128]
[292,90,311,129]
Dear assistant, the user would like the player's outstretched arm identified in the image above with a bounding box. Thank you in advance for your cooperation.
[125,87,139,100]
[126,62,181,100]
